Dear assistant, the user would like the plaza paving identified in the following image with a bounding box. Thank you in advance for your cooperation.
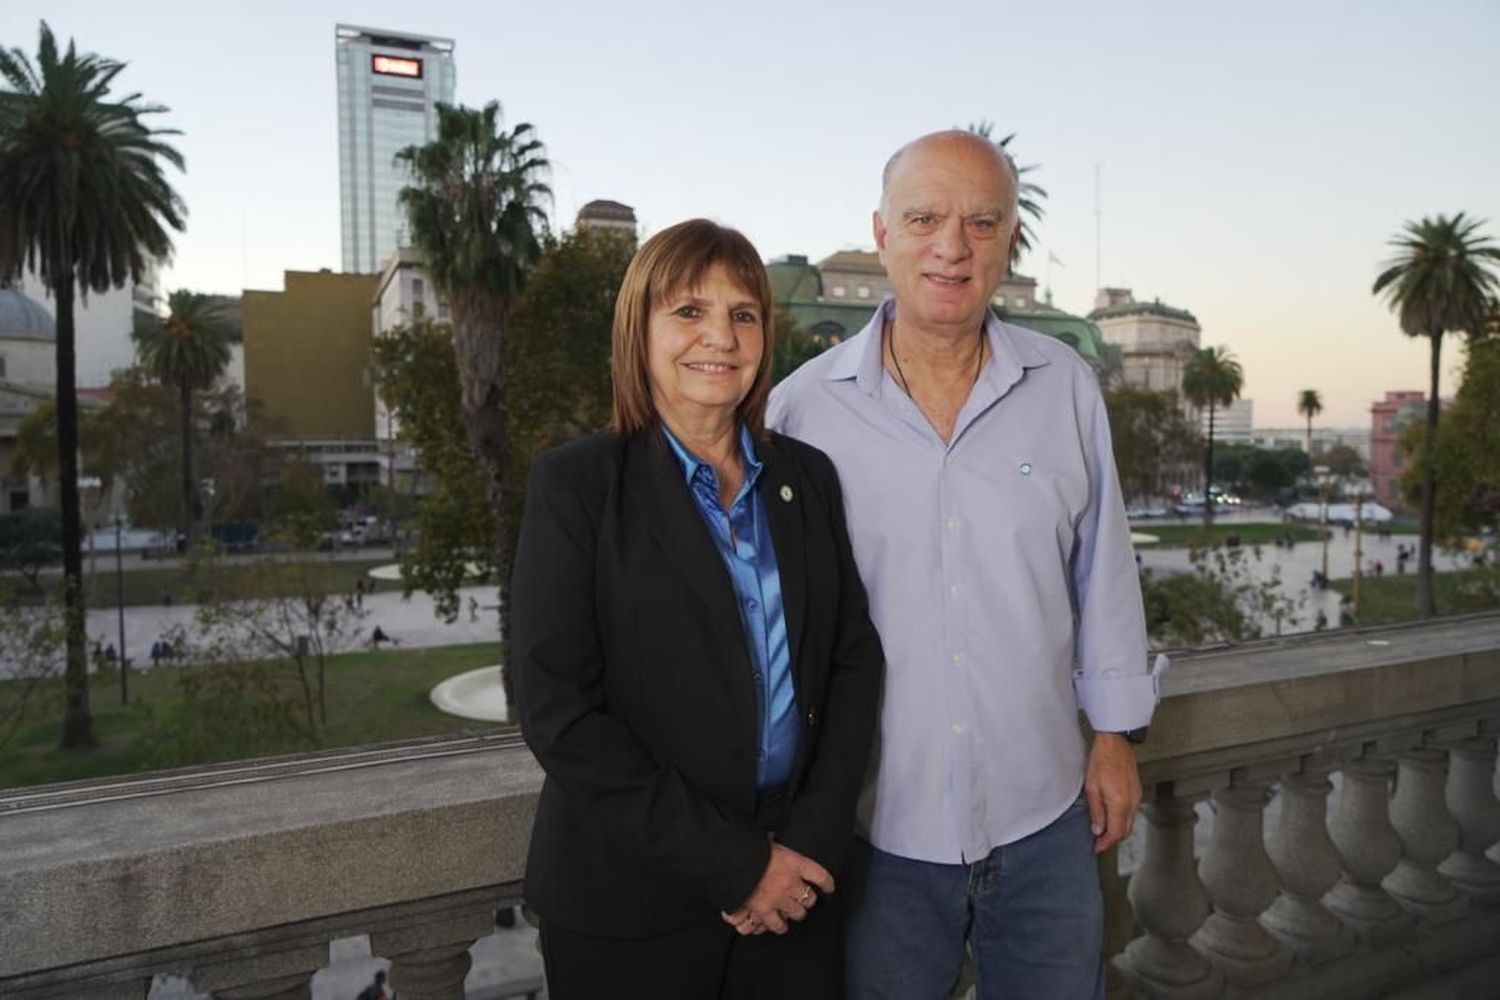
[1,575,499,679]
[1136,515,1472,632]
[4,517,1480,678]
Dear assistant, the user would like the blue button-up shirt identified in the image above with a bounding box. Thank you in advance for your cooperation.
[768,297,1159,863]
[661,425,799,790]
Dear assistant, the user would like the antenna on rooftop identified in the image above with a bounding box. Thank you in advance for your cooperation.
[1093,162,1102,293]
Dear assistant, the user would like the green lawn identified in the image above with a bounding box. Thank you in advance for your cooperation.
[1329,569,1500,625]
[0,641,507,790]
[1133,523,1325,548]
[3,556,403,609]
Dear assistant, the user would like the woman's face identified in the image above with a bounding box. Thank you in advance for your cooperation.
[646,261,764,431]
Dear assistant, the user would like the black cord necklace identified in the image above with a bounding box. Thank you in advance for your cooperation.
[886,319,986,400]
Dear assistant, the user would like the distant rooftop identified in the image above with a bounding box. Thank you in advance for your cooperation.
[335,24,455,51]
[576,199,638,223]
[0,285,55,342]
[819,250,884,274]
[1089,298,1198,325]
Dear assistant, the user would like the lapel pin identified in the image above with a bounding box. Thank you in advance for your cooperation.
[1019,462,1032,476]
[779,485,794,502]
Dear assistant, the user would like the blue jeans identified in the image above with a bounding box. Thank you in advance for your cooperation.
[843,798,1104,1000]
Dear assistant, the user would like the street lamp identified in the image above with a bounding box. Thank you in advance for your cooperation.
[1352,486,1365,620]
[113,513,128,705]
[1315,465,1332,586]
[199,477,217,549]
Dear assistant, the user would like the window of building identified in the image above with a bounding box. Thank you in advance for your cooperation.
[856,285,871,299]
[994,295,1006,308]
[0,353,6,379]
[412,277,424,303]
[831,285,846,298]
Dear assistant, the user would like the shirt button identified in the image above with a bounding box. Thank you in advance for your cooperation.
[952,653,964,665]
[951,724,966,735]
[949,585,960,596]
[806,708,817,727]
[746,598,759,611]
[753,671,763,684]
[947,519,959,530]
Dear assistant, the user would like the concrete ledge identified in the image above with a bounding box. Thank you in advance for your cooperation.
[0,741,542,977]
[1140,615,1500,771]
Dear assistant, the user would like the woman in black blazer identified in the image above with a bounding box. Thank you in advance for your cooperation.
[512,219,883,999]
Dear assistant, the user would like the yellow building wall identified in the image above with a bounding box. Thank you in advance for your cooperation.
[243,271,378,440]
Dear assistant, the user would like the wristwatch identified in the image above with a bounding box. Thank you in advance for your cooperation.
[1108,726,1149,745]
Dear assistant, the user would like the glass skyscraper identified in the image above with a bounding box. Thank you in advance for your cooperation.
[335,24,456,274]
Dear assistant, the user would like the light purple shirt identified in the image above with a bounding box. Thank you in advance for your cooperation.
[767,297,1158,864]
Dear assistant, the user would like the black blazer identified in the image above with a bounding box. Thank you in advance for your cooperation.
[512,428,883,937]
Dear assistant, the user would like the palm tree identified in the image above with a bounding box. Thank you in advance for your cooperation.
[132,291,238,547]
[397,100,549,707]
[965,121,1047,268]
[1297,389,1323,460]
[1181,346,1244,528]
[0,22,184,748]
[1373,214,1500,615]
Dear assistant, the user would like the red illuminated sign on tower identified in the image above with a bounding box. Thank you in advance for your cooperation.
[372,54,423,79]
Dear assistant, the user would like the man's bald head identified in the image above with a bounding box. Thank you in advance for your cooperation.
[879,130,1020,221]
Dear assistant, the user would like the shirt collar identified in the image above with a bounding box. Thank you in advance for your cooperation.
[660,422,764,496]
[825,294,1053,396]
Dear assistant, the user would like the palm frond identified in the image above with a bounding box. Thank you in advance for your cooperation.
[964,120,1046,268]
[1373,213,1500,339]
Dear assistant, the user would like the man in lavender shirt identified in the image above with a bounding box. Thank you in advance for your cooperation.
[767,130,1160,999]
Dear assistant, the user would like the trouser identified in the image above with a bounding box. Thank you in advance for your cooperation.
[843,797,1105,1000]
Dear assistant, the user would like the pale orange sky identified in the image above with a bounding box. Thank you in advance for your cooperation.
[7,0,1494,428]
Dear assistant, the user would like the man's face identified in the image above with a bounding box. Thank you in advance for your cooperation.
[874,136,1019,335]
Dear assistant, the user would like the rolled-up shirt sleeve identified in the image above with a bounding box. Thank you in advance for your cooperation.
[1068,375,1160,733]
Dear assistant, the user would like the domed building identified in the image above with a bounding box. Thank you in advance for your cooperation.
[0,283,58,512]
[767,251,1107,361]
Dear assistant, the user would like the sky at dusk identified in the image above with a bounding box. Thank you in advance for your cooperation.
[4,0,1498,427]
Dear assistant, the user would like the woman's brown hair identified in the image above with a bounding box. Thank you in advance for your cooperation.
[610,218,775,437]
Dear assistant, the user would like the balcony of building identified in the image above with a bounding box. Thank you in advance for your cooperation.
[2,615,1497,999]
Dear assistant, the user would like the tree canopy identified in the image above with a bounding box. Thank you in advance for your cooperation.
[1373,213,1500,614]
[0,21,185,748]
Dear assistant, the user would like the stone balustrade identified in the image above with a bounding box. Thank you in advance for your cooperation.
[0,738,545,999]
[2,615,1498,999]
[1114,613,1500,999]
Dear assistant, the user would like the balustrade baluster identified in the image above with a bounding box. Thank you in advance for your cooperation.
[372,910,494,1000]
[1383,748,1469,926]
[1191,782,1293,987]
[190,944,327,1000]
[1437,737,1500,903]
[1116,791,1224,999]
[1325,754,1414,945]
[1263,760,1356,964]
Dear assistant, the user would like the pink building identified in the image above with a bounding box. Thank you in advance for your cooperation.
[1369,391,1426,510]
